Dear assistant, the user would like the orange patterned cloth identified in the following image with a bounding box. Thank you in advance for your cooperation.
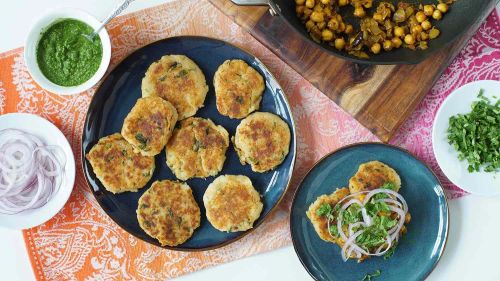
[0,1,379,280]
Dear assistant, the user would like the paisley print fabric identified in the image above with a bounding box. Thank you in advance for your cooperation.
[0,0,497,279]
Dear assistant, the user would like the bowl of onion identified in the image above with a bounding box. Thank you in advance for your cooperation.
[0,113,75,229]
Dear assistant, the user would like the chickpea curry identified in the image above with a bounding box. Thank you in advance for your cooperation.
[295,0,451,58]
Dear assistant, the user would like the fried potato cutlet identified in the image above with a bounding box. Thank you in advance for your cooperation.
[233,112,291,173]
[166,117,229,180]
[306,188,350,243]
[121,96,178,156]
[142,55,208,119]
[137,180,200,246]
[349,161,401,193]
[203,175,263,232]
[214,59,265,119]
[86,133,155,194]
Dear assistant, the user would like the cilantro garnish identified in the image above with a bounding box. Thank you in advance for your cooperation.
[447,89,499,173]
[342,204,362,224]
[380,182,396,190]
[360,269,381,281]
[316,203,332,216]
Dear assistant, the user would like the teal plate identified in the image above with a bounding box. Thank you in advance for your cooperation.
[290,143,448,281]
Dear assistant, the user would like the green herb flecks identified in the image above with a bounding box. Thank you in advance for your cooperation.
[360,269,381,281]
[235,96,244,104]
[135,133,149,150]
[192,138,206,152]
[175,69,192,78]
[447,89,500,173]
[169,62,179,70]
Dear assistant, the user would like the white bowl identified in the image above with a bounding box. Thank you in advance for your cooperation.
[432,80,500,196]
[24,8,111,95]
[0,113,76,229]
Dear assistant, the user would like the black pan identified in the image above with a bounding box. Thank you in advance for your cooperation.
[232,0,496,64]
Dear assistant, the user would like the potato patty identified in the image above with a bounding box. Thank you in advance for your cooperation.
[349,161,401,193]
[121,96,178,156]
[86,133,155,194]
[142,55,208,119]
[214,59,265,119]
[166,117,229,180]
[233,112,291,173]
[137,180,200,247]
[203,175,263,232]
[306,188,350,243]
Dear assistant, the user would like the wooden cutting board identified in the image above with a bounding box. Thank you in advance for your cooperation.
[208,0,496,141]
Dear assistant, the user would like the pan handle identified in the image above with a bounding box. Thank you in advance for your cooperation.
[230,0,280,16]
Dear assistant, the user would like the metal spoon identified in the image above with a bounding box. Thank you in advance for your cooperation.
[83,0,136,41]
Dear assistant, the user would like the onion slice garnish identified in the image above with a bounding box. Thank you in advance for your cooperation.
[0,129,65,214]
[327,187,408,262]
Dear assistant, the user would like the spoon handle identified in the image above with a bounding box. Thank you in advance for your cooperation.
[94,0,136,34]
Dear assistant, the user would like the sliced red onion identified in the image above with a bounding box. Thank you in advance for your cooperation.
[331,187,409,262]
[337,198,363,241]
[0,129,65,215]
[363,188,408,213]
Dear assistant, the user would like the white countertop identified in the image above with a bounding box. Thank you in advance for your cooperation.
[1,1,499,280]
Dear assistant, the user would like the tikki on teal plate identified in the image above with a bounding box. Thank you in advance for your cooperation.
[290,143,448,281]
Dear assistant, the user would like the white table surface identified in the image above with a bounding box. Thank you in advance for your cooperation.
[1,1,499,281]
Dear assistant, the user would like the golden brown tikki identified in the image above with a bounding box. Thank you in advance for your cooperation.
[233,112,291,173]
[142,55,208,119]
[136,180,201,246]
[214,59,265,119]
[306,188,350,243]
[121,96,178,156]
[85,133,155,194]
[349,161,401,194]
[203,175,263,232]
[166,117,229,180]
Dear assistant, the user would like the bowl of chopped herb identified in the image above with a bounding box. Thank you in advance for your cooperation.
[432,80,500,196]
[24,8,111,95]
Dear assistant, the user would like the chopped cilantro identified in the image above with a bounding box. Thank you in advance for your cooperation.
[316,203,332,217]
[365,200,391,217]
[447,89,499,173]
[380,182,396,190]
[342,204,362,224]
[329,225,340,237]
[361,269,381,281]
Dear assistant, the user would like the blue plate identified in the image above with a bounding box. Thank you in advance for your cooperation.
[290,143,448,281]
[81,36,296,251]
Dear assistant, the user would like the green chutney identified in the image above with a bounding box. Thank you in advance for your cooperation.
[36,19,103,87]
